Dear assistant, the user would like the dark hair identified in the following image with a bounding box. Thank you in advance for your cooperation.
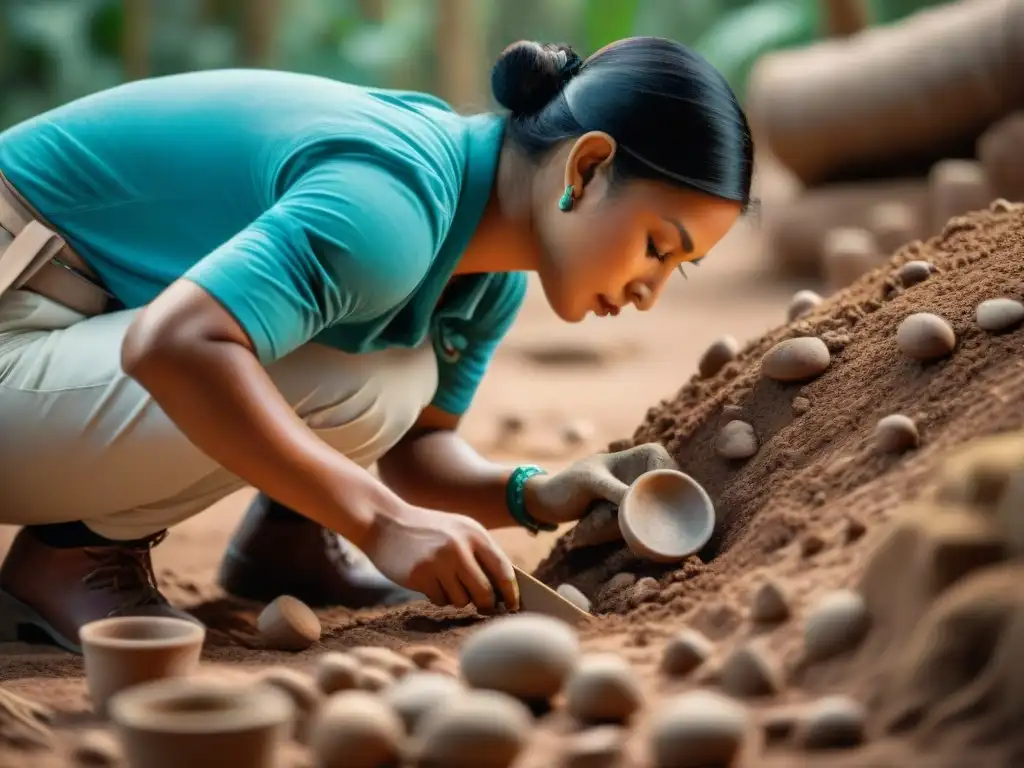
[490,37,754,208]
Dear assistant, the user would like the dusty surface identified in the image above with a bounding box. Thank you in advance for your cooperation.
[3,177,1023,767]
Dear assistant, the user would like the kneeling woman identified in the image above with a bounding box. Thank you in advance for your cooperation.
[0,37,752,651]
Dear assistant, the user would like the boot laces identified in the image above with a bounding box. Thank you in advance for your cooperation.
[82,532,168,613]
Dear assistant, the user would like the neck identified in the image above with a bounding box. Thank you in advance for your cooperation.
[455,141,541,275]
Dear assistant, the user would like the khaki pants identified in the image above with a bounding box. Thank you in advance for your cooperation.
[0,287,438,541]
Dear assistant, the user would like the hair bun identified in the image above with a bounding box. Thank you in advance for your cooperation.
[491,41,583,117]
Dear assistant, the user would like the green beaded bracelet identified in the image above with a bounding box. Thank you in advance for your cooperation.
[506,465,557,535]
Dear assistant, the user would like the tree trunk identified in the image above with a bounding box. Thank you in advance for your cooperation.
[240,0,281,67]
[122,0,150,80]
[435,0,485,111]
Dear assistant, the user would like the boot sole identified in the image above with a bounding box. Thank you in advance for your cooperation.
[0,589,82,654]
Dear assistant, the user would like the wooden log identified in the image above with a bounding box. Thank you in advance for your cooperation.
[747,0,1024,186]
[765,179,929,278]
[978,111,1024,203]
[927,160,994,234]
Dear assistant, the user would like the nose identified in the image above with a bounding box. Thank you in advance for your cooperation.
[625,281,655,311]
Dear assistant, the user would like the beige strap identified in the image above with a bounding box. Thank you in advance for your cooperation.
[0,220,66,297]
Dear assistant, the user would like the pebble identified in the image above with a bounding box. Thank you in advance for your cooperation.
[415,690,532,768]
[791,396,811,416]
[630,577,661,607]
[715,420,758,460]
[762,708,798,745]
[844,517,867,544]
[750,580,791,624]
[649,690,749,768]
[561,419,595,448]
[787,290,822,322]
[257,595,321,652]
[874,414,919,453]
[660,629,714,677]
[382,671,464,734]
[718,642,781,698]
[804,590,871,662]
[349,646,415,678]
[822,227,878,291]
[562,726,626,768]
[69,730,121,766]
[255,667,324,743]
[308,691,404,768]
[897,260,935,287]
[556,584,593,613]
[896,313,956,361]
[314,652,361,695]
[404,645,449,670]
[797,695,866,750]
[460,614,579,702]
[604,572,637,594]
[497,414,525,437]
[357,667,395,693]
[698,336,740,378]
[564,654,644,724]
[976,298,1024,332]
[761,337,831,382]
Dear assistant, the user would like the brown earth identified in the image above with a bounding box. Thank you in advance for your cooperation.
[2,187,1023,767]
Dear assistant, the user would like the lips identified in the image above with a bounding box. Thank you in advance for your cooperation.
[597,295,620,317]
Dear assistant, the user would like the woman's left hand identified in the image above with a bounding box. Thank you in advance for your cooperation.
[524,443,679,527]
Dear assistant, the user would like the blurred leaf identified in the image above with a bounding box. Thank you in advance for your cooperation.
[584,0,640,53]
[694,0,814,102]
[86,1,122,60]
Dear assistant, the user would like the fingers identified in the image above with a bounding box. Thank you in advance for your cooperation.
[452,544,499,615]
[473,538,520,612]
[421,578,448,607]
[601,442,679,484]
[582,465,630,506]
[437,569,472,609]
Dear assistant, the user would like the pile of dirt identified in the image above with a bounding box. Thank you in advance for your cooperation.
[537,199,1024,620]
[532,199,1024,763]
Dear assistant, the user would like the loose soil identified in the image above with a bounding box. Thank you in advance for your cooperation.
[3,200,1023,767]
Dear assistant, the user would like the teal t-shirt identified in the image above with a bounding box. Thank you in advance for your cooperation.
[0,69,525,415]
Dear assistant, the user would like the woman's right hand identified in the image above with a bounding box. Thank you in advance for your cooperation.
[363,503,520,614]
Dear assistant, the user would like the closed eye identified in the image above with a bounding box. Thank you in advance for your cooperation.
[677,257,703,280]
[646,236,668,261]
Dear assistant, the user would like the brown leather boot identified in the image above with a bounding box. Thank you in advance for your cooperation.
[0,528,199,654]
[217,493,423,608]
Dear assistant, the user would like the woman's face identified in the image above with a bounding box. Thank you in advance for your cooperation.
[533,133,744,322]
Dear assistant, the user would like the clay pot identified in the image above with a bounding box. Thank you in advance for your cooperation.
[978,111,1024,202]
[748,0,1024,186]
[80,617,205,717]
[618,469,716,563]
[109,677,292,768]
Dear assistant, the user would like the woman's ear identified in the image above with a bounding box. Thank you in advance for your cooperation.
[564,131,617,193]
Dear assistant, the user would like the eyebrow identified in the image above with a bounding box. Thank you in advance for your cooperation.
[664,218,694,254]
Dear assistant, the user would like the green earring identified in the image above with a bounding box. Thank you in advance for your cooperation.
[558,184,575,212]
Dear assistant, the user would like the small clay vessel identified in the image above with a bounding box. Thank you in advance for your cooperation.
[109,677,293,768]
[80,616,205,717]
[618,469,716,563]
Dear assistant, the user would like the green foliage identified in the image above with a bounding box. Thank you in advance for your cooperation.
[0,0,962,131]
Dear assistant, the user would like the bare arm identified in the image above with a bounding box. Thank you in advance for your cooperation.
[378,406,544,530]
[121,279,403,550]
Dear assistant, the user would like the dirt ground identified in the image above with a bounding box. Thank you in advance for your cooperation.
[3,164,1022,767]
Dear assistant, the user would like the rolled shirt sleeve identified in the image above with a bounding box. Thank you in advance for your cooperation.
[183,158,444,363]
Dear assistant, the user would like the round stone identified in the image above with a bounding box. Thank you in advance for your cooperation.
[761,337,831,382]
[897,260,935,287]
[716,420,758,460]
[415,690,532,768]
[804,590,871,662]
[896,313,956,361]
[460,614,579,702]
[649,690,749,768]
[976,298,1024,332]
[698,336,740,379]
[308,691,404,768]
[564,654,643,724]
[382,671,464,735]
[660,630,714,677]
[874,414,919,453]
[787,290,822,322]
[750,580,790,624]
[798,695,866,750]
